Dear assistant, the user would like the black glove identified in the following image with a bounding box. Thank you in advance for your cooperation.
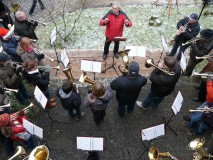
[0,85,4,94]
[37,54,45,61]
[15,66,22,74]
[32,21,38,27]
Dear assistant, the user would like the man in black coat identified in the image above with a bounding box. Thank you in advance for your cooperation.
[0,0,13,29]
[110,61,147,117]
[14,11,38,40]
[169,13,200,61]
[137,56,181,110]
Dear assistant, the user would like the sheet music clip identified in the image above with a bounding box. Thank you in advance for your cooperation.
[162,90,184,136]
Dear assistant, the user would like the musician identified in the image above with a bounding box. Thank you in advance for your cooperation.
[0,112,36,149]
[136,56,181,110]
[16,37,44,64]
[29,0,45,15]
[169,13,200,61]
[110,61,147,117]
[100,1,132,60]
[0,53,32,105]
[84,81,113,125]
[22,60,56,108]
[15,11,38,40]
[0,0,13,29]
[0,27,23,62]
[184,29,213,76]
[56,80,84,120]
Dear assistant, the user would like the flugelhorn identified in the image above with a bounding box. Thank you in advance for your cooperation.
[149,146,178,160]
[27,17,47,26]
[79,72,95,85]
[196,55,213,60]
[4,87,18,93]
[182,37,202,46]
[9,146,26,160]
[145,59,175,75]
[10,103,34,120]
[63,67,75,83]
[34,48,56,63]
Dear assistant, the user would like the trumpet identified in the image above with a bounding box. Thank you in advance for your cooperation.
[4,87,18,93]
[196,55,213,60]
[9,61,22,69]
[0,103,11,108]
[34,48,56,63]
[193,72,213,77]
[10,103,34,120]
[27,17,47,26]
[182,37,202,46]
[173,21,189,39]
[189,108,213,113]
[145,59,175,75]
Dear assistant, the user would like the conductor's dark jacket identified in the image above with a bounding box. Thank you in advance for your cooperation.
[150,64,181,97]
[14,18,38,40]
[110,75,147,105]
[175,17,200,44]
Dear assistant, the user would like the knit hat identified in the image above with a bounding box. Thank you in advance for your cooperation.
[128,61,139,76]
[0,113,10,127]
[0,25,14,40]
[0,53,11,62]
[189,13,198,21]
[200,29,213,40]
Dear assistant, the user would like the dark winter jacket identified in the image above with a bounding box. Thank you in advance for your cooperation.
[110,75,147,105]
[100,10,132,40]
[56,87,81,110]
[150,64,181,97]
[1,37,22,62]
[0,1,10,18]
[0,63,21,89]
[14,18,38,40]
[23,69,49,91]
[175,17,200,44]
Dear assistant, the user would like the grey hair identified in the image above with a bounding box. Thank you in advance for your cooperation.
[112,1,121,7]
[15,11,25,19]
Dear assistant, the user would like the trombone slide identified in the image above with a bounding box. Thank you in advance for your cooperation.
[193,72,213,77]
[189,109,213,113]
[34,48,55,62]
[196,56,213,60]
[4,87,18,93]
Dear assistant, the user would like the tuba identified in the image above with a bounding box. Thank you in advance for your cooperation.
[63,67,75,84]
[117,49,130,75]
[145,59,175,75]
[9,146,26,160]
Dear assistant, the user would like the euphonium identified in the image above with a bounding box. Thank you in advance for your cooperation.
[145,59,175,76]
[63,67,75,83]
[28,145,50,160]
[79,72,95,85]
[148,146,177,160]
[9,146,26,160]
[117,49,130,75]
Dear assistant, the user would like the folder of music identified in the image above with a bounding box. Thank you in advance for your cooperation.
[77,137,104,151]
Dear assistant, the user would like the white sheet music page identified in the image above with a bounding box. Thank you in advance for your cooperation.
[34,125,43,139]
[125,46,146,57]
[145,127,155,140]
[155,124,165,137]
[141,130,147,141]
[77,137,92,151]
[161,37,169,53]
[50,27,56,46]
[180,52,187,71]
[81,60,102,73]
[172,98,179,115]
[91,138,104,151]
[61,48,69,68]
[34,86,48,109]
[23,119,34,135]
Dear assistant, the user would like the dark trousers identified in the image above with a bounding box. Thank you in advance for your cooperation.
[23,136,36,149]
[14,80,30,104]
[91,110,106,123]
[142,91,164,109]
[117,102,135,117]
[0,133,15,156]
[198,80,206,102]
[103,37,119,55]
[184,57,203,76]
[87,151,100,160]
[29,0,45,14]
[170,42,187,61]
[67,105,81,118]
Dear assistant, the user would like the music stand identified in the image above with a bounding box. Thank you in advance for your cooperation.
[162,90,183,136]
[199,0,209,19]
[102,38,127,76]
[138,124,165,160]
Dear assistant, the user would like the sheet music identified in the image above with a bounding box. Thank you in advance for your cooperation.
[81,60,102,73]
[23,119,34,135]
[155,124,165,137]
[50,27,56,46]
[161,37,169,53]
[145,127,155,140]
[61,48,69,68]
[125,46,146,57]
[34,86,48,109]
[34,125,43,139]
[91,138,104,151]
[141,124,165,141]
[77,137,104,151]
[180,52,187,71]
[171,91,183,115]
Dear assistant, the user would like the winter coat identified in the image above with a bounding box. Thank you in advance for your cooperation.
[175,17,200,45]
[14,18,38,40]
[0,63,21,89]
[150,64,181,97]
[23,69,49,91]
[110,74,147,105]
[0,1,10,18]
[100,10,132,40]
[56,87,81,110]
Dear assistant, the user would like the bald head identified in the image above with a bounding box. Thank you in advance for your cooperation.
[15,11,27,21]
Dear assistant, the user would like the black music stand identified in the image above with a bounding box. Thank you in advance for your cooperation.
[138,138,153,160]
[199,0,209,19]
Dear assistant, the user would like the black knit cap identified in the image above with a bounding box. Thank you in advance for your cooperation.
[62,80,73,94]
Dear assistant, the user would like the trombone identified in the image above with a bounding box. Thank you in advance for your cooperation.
[196,55,213,60]
[189,108,213,113]
[145,59,175,75]
[193,72,213,77]
[4,87,18,93]
[182,37,202,46]
[27,17,47,26]
[34,48,56,63]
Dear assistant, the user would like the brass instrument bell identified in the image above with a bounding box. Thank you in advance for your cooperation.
[148,146,175,160]
[63,67,75,83]
[79,72,95,85]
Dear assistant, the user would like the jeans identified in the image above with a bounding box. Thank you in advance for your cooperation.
[189,102,211,134]
[142,91,164,109]
[68,105,81,118]
[117,102,135,117]
[29,0,45,14]
[14,80,30,104]
[170,42,187,61]
[103,37,119,55]
[91,110,106,123]
[24,135,36,149]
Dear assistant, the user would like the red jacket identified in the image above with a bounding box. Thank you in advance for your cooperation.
[100,10,132,40]
[206,80,213,102]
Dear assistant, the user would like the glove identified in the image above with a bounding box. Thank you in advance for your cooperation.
[0,85,4,94]
[32,21,38,27]
[44,65,51,73]
[16,66,22,74]
[37,54,45,61]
